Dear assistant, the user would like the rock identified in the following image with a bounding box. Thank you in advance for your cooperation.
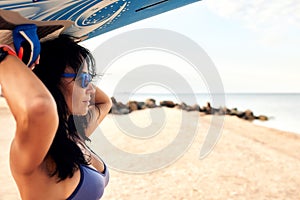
[137,102,146,109]
[236,112,245,118]
[239,109,255,121]
[145,98,156,108]
[116,102,127,109]
[256,115,268,121]
[185,104,200,112]
[109,97,130,115]
[174,102,199,112]
[160,100,175,108]
[191,104,201,112]
[109,104,119,114]
[229,108,239,116]
[118,108,130,114]
[175,102,188,110]
[111,97,117,104]
[202,102,212,114]
[199,106,205,112]
[110,105,130,114]
[174,104,183,110]
[127,101,138,112]
[216,107,228,115]
[245,109,255,121]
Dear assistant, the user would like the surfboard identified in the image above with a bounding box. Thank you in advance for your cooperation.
[0,0,200,41]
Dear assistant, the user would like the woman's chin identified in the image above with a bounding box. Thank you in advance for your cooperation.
[72,109,88,116]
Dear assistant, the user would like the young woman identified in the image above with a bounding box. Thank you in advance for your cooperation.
[0,35,112,200]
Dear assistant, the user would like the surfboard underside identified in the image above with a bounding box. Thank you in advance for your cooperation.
[0,0,200,41]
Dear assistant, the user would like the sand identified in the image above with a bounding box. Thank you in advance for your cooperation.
[1,97,300,200]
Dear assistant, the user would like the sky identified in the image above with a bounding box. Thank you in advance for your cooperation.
[82,0,300,94]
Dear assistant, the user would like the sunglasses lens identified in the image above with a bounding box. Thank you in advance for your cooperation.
[82,73,92,88]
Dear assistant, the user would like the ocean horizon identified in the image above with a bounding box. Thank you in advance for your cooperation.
[112,92,300,135]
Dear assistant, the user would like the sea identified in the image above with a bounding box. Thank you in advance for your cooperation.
[114,93,300,135]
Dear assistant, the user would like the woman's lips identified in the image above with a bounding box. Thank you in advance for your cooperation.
[83,100,90,105]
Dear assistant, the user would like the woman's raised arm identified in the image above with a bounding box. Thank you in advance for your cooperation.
[0,55,58,174]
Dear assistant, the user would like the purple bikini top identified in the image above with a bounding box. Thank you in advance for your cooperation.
[67,163,109,200]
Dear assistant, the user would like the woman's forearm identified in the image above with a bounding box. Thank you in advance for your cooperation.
[92,85,112,113]
[85,85,112,137]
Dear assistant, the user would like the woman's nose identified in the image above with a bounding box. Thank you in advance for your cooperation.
[86,83,96,94]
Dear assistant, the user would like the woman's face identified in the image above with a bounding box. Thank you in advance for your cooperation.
[61,61,95,116]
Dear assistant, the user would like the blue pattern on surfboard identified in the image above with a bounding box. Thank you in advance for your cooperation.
[0,0,200,40]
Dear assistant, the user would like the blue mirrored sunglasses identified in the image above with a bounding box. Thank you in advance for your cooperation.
[61,72,92,88]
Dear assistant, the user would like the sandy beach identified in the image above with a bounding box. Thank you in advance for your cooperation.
[1,97,300,200]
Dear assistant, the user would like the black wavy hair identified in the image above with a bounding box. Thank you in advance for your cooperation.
[33,35,96,181]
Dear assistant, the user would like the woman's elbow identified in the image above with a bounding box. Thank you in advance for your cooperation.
[104,98,112,115]
[26,96,58,127]
[107,98,112,110]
